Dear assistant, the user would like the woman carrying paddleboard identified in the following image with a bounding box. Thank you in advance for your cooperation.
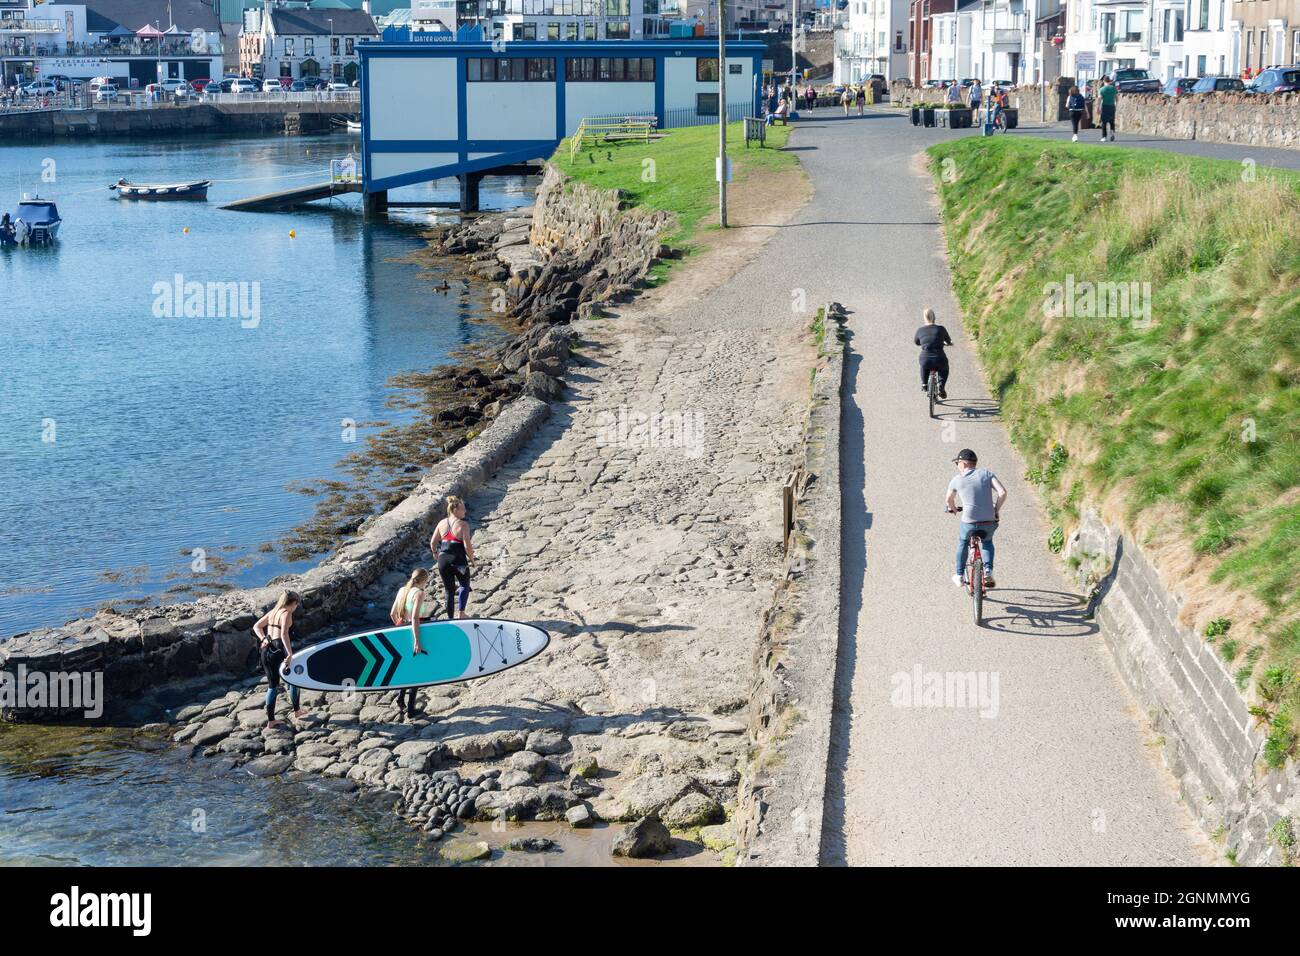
[389,567,432,719]
[252,590,307,727]
[430,496,475,621]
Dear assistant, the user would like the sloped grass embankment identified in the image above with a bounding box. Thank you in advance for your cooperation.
[929,137,1300,768]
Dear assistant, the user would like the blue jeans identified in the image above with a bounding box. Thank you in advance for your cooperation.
[956,522,997,576]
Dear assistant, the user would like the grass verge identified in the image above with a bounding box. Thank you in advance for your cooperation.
[928,137,1300,766]
[554,121,797,260]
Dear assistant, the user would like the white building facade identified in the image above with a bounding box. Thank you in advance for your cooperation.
[240,5,377,81]
[834,0,908,82]
[1062,0,1236,83]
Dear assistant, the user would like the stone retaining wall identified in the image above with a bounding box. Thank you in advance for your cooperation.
[1066,509,1299,866]
[0,396,551,721]
[734,303,846,866]
[888,80,1300,150]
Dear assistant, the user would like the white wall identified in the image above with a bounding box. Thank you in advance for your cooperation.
[663,54,753,112]
[562,82,656,133]
[369,57,457,140]
[371,151,457,180]
[467,82,557,140]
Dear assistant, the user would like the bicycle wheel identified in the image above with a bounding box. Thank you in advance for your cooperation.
[970,555,984,625]
[928,371,938,418]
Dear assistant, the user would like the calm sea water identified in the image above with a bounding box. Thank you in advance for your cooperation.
[0,133,532,636]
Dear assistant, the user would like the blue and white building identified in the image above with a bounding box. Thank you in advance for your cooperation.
[358,37,764,206]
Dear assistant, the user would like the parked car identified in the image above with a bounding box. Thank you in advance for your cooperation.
[1246,67,1300,94]
[174,84,199,101]
[1189,75,1246,95]
[287,80,307,92]
[144,83,165,101]
[20,80,58,97]
[160,78,187,95]
[262,78,285,93]
[189,77,212,92]
[94,83,119,103]
[300,76,328,90]
[325,80,350,91]
[229,78,258,94]
[1162,77,1197,97]
[1111,68,1161,93]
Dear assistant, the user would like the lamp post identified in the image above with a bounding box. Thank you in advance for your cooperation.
[718,0,727,228]
[328,18,333,82]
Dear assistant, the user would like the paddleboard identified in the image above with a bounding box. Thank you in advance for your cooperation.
[281,618,550,692]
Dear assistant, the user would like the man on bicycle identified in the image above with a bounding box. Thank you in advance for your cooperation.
[945,448,1007,589]
[914,307,953,399]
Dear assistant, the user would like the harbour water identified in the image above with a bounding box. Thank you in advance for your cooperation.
[0,133,532,637]
[0,133,554,866]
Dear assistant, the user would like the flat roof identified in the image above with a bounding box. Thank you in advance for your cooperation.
[359,39,769,57]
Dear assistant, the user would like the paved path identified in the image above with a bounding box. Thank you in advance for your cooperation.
[783,109,1215,865]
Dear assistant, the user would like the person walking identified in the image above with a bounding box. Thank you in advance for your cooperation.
[388,568,433,720]
[967,78,983,117]
[945,80,962,106]
[840,85,853,115]
[855,83,867,115]
[804,84,816,112]
[1097,76,1118,141]
[430,495,475,621]
[1066,85,1085,141]
[252,591,307,728]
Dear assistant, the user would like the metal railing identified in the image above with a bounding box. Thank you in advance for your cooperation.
[662,101,749,128]
[569,114,654,158]
[199,90,360,104]
[0,19,60,32]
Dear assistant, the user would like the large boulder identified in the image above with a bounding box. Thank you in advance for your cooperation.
[611,817,673,859]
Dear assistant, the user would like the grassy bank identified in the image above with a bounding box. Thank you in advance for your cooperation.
[555,121,797,254]
[929,137,1300,765]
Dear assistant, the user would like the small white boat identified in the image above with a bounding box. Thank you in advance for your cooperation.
[346,119,361,135]
[110,178,211,200]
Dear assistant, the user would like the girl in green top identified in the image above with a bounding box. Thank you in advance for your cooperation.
[389,567,433,719]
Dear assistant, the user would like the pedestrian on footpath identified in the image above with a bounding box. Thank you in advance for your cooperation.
[967,78,983,119]
[805,84,816,112]
[1097,76,1118,141]
[946,81,961,106]
[1066,85,1085,141]
[430,496,475,621]
[389,567,433,720]
[840,86,853,115]
[855,83,867,115]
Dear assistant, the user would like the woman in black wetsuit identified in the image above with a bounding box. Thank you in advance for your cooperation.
[429,496,475,620]
[914,307,954,399]
[252,590,306,727]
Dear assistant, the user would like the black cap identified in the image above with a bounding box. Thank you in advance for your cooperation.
[953,449,978,464]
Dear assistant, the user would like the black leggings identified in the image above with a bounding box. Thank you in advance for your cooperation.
[920,356,949,387]
[436,550,471,619]
[1070,110,1082,133]
[261,644,300,721]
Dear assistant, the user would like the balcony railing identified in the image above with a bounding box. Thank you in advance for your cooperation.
[0,19,61,32]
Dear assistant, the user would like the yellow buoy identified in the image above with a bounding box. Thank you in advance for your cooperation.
[183,227,189,234]
[289,230,296,238]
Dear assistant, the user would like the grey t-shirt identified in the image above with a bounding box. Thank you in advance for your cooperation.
[947,468,999,522]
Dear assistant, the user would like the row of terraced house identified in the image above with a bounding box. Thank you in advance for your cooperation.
[833,0,1300,86]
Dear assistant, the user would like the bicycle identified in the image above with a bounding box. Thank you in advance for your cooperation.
[948,506,996,626]
[927,369,940,419]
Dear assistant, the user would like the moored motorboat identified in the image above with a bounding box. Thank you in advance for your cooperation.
[110,178,211,200]
[8,197,61,245]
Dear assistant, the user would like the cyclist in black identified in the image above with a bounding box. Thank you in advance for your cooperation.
[914,307,953,399]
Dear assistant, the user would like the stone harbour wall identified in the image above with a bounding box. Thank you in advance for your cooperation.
[1066,509,1299,866]
[0,394,553,721]
[734,304,846,866]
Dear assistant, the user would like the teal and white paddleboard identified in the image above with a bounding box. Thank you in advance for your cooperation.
[282,618,550,692]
